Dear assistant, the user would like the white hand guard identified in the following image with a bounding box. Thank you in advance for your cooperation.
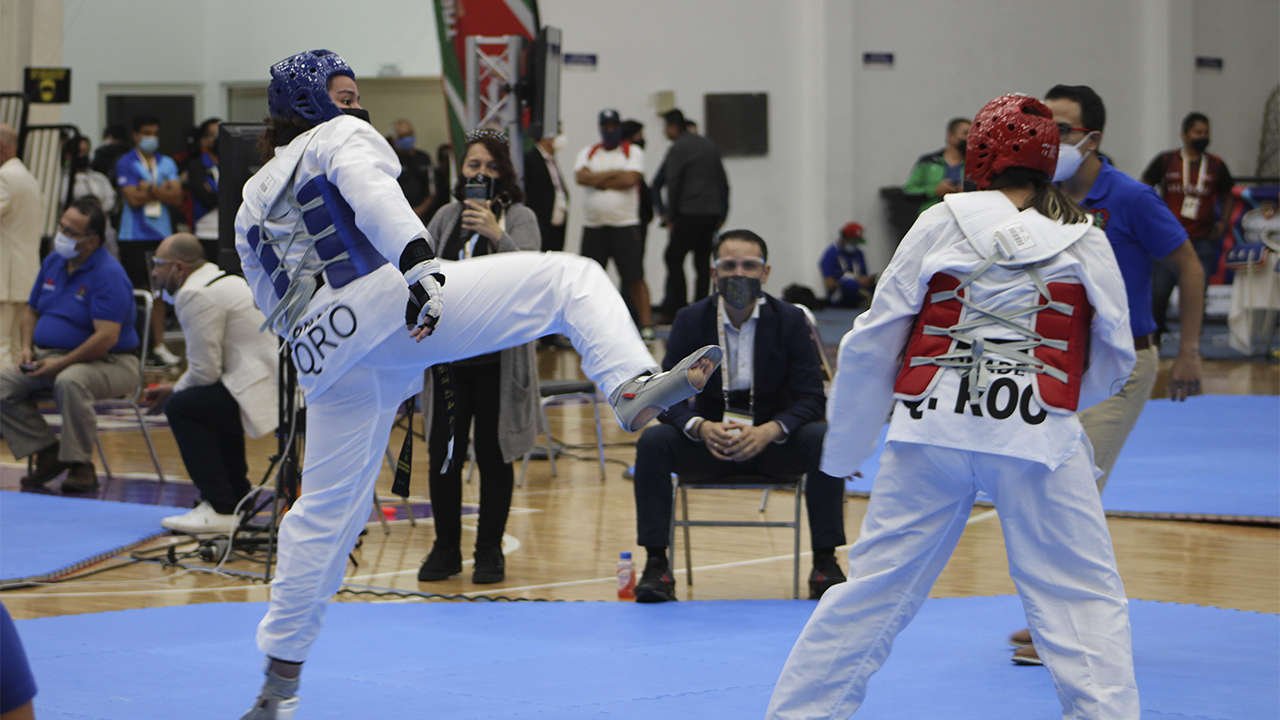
[404,258,445,332]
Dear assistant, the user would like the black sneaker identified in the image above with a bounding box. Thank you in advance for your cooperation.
[472,546,505,584]
[20,443,70,488]
[635,558,677,603]
[417,544,462,581]
[808,554,846,600]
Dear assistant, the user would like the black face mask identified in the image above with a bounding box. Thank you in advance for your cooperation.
[600,127,623,150]
[1190,137,1210,153]
[956,139,967,157]
[342,107,371,124]
[717,275,761,310]
[632,138,646,149]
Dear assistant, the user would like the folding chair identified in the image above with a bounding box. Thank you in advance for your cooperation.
[517,379,606,487]
[669,473,806,599]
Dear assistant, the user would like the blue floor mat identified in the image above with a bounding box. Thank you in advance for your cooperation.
[13,596,1276,719]
[848,395,1279,521]
[0,492,176,583]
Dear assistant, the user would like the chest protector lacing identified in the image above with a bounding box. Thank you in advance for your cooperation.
[894,246,1093,413]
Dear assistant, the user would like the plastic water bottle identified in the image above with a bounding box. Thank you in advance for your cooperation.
[617,551,636,599]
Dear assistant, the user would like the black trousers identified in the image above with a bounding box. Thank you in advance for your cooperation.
[427,361,514,552]
[661,213,720,315]
[1151,236,1217,340]
[164,382,251,515]
[633,422,847,551]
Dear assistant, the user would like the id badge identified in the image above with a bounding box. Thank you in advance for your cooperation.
[144,200,163,218]
[1180,195,1200,220]
[722,410,753,435]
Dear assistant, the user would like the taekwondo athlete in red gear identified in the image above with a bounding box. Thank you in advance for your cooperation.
[765,95,1140,720]
[234,50,721,720]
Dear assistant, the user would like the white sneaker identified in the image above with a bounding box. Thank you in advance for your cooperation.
[161,501,241,535]
[152,344,182,366]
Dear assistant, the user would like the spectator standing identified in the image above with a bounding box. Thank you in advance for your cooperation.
[1,198,140,493]
[575,108,655,338]
[655,109,729,319]
[904,117,970,215]
[116,115,182,366]
[0,123,44,368]
[417,130,542,585]
[524,125,569,252]
[390,119,434,221]
[186,118,222,259]
[1142,112,1235,341]
[631,230,846,603]
[64,137,120,259]
[820,222,875,308]
[142,233,278,534]
[91,124,130,178]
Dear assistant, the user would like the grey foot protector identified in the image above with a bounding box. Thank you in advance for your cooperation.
[611,345,723,432]
[240,671,300,720]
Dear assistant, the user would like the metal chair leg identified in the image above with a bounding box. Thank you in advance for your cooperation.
[132,404,165,483]
[759,488,770,512]
[681,486,693,586]
[94,436,113,481]
[668,477,679,576]
[543,397,558,477]
[591,396,606,481]
[371,494,392,535]
[792,478,805,599]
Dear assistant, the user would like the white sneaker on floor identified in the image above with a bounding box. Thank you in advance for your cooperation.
[161,501,240,535]
[152,344,182,366]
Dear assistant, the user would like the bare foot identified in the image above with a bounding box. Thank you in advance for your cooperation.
[687,357,715,391]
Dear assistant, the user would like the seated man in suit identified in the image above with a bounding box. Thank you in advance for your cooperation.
[632,229,847,602]
[142,233,279,534]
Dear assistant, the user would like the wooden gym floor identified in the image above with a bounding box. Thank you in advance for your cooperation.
[2,346,1277,622]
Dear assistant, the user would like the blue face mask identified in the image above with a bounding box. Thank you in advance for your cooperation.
[138,136,160,154]
[394,135,416,151]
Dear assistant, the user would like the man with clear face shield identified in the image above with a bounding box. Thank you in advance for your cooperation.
[629,230,846,606]
[234,49,721,719]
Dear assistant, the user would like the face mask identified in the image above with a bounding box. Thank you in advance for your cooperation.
[956,139,967,157]
[342,107,371,123]
[1052,133,1094,183]
[394,135,415,151]
[632,138,646,149]
[600,127,623,150]
[53,232,80,258]
[717,275,761,310]
[138,136,160,154]
[154,264,179,304]
[840,239,862,254]
[1190,137,1210,153]
[552,134,567,152]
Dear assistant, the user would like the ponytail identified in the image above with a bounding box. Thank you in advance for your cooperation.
[988,167,1089,225]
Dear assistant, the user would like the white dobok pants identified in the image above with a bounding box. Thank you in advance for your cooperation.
[766,440,1138,720]
[256,252,657,661]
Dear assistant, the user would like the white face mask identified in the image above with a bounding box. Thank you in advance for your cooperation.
[53,232,80,258]
[552,134,567,152]
[154,263,179,305]
[1052,133,1095,182]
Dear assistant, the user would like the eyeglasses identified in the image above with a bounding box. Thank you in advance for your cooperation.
[714,257,765,273]
[1055,123,1094,138]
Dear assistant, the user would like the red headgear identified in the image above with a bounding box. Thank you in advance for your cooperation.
[840,222,863,238]
[965,94,1060,191]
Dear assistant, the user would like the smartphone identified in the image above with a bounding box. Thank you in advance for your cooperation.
[19,362,38,373]
[464,183,489,204]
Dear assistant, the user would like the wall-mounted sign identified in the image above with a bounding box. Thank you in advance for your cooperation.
[862,52,894,67]
[563,53,598,70]
[1195,56,1224,71]
[25,67,71,104]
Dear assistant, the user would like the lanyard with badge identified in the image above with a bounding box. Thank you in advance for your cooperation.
[1180,151,1210,220]
[715,297,754,432]
[142,154,164,219]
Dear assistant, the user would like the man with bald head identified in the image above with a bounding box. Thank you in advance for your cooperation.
[0,123,44,367]
[143,233,278,534]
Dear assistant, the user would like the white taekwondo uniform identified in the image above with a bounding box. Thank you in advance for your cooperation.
[235,115,657,662]
[766,191,1139,720]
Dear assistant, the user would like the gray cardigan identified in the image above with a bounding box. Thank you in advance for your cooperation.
[420,200,543,464]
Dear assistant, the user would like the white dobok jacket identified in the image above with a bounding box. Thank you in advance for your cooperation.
[172,262,279,438]
[235,115,428,401]
[822,190,1136,478]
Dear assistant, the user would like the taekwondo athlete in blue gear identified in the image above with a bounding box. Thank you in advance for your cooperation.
[235,50,721,720]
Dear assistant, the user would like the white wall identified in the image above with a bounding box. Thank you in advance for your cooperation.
[35,0,1279,293]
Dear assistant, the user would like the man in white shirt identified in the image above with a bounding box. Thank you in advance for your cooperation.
[630,229,846,603]
[575,109,655,337]
[0,124,45,367]
[142,233,279,534]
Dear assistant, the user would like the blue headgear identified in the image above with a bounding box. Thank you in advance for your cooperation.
[268,49,355,124]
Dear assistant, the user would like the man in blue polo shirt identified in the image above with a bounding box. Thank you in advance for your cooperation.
[1,197,140,493]
[116,114,182,366]
[1002,84,1206,667]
